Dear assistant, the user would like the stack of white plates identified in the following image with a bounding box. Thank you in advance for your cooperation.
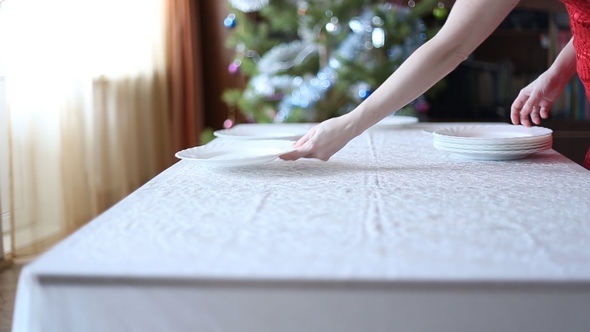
[432,124,553,161]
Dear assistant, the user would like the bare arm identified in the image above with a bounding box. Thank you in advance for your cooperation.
[545,37,577,86]
[511,37,577,126]
[281,0,519,161]
[347,0,519,134]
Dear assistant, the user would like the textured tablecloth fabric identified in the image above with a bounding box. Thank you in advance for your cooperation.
[12,123,590,332]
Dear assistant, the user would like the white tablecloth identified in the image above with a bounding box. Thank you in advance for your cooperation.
[13,123,590,332]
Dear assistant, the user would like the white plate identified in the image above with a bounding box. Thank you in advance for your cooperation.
[419,122,507,136]
[175,139,296,167]
[445,151,544,161]
[433,141,551,161]
[373,115,419,128]
[433,139,552,151]
[214,123,312,140]
[433,124,552,143]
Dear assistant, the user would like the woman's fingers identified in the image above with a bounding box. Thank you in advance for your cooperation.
[510,94,527,125]
[529,105,550,125]
[540,106,550,120]
[512,101,549,127]
[280,115,354,161]
[280,136,311,160]
[511,105,521,125]
[280,143,310,160]
[521,99,539,127]
[280,137,334,161]
[520,87,548,127]
[280,127,315,160]
[530,106,542,125]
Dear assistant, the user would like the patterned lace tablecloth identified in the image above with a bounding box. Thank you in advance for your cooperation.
[13,123,590,332]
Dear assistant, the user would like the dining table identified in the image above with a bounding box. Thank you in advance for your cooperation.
[11,121,590,332]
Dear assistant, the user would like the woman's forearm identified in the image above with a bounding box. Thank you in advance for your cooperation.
[351,36,468,128]
[547,38,577,85]
[346,0,519,135]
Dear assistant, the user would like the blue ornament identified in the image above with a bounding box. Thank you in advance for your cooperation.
[358,88,372,100]
[224,14,237,29]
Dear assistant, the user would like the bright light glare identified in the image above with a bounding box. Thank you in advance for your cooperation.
[372,28,385,48]
[0,0,165,111]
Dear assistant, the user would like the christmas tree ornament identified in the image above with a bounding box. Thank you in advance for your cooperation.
[223,14,237,29]
[223,118,235,129]
[229,0,269,12]
[297,1,308,16]
[433,2,448,20]
[228,59,242,75]
[257,41,317,74]
[371,27,385,48]
[371,15,384,27]
[245,49,261,62]
[370,15,385,48]
[325,17,342,35]
[387,45,403,61]
[324,11,342,35]
[358,87,373,100]
[224,105,237,129]
[414,96,430,114]
[348,17,364,34]
[248,74,296,99]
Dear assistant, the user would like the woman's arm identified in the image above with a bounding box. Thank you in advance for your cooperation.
[511,37,577,126]
[347,0,519,134]
[281,0,519,161]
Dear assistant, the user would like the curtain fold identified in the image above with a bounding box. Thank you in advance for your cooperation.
[166,0,204,151]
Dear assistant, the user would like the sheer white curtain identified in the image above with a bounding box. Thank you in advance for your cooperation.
[0,72,7,266]
[0,0,175,260]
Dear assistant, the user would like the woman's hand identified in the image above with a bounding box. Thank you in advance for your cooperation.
[510,71,565,127]
[511,38,576,127]
[280,114,360,161]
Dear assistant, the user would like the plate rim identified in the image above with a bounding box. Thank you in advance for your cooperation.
[433,124,553,141]
[175,139,296,167]
[213,123,311,140]
[433,141,551,155]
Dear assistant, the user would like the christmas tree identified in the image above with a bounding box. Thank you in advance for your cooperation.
[222,0,447,127]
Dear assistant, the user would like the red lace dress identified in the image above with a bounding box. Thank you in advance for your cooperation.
[560,0,590,170]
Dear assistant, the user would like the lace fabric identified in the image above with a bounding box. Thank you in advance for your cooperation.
[561,1,590,170]
[562,0,590,97]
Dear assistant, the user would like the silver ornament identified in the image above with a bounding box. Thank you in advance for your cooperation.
[257,41,318,74]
